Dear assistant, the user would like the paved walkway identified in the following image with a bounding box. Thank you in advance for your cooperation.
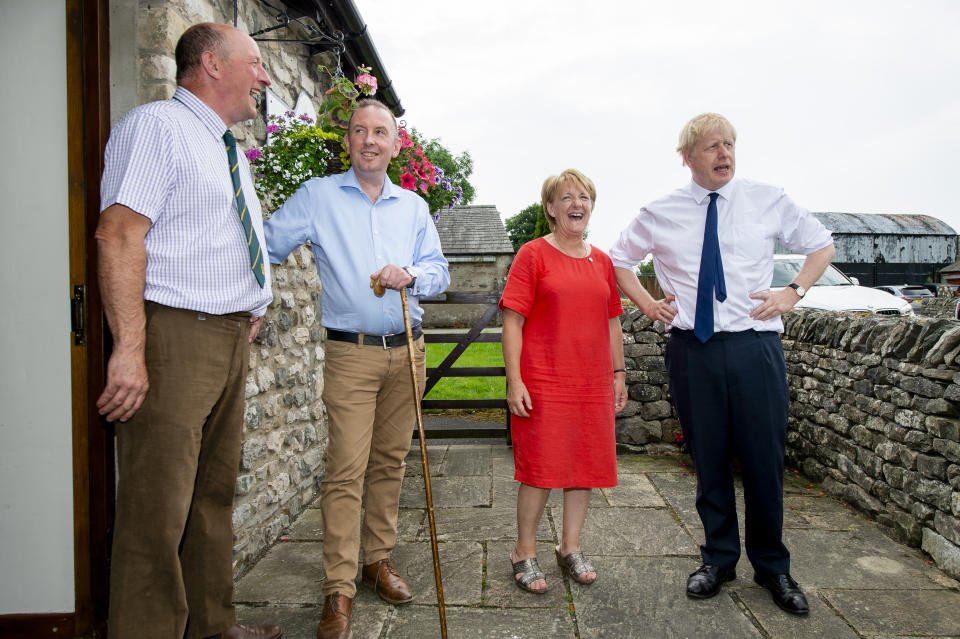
[235,441,960,638]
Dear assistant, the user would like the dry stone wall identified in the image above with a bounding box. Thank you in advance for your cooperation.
[135,0,335,576]
[618,309,960,579]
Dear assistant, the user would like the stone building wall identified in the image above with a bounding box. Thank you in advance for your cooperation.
[617,309,960,579]
[131,0,334,576]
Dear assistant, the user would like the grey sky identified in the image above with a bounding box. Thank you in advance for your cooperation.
[360,0,960,252]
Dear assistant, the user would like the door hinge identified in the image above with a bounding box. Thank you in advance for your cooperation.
[71,284,86,346]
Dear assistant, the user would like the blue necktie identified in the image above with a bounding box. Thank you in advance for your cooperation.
[223,129,265,287]
[694,192,726,343]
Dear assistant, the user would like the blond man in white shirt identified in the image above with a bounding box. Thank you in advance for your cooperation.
[610,113,834,615]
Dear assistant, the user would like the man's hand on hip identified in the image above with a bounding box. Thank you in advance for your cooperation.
[749,288,800,321]
[371,264,414,291]
[97,347,149,422]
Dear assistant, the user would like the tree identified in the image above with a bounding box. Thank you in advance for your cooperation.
[505,203,543,251]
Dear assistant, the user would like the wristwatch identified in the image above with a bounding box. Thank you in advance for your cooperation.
[402,266,417,289]
[787,283,806,298]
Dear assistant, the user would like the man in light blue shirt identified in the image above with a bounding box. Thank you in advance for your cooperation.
[264,98,449,639]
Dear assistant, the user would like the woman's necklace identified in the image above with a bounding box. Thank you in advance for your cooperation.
[550,235,593,261]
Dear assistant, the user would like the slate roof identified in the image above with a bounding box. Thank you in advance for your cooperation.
[434,205,514,255]
[812,212,956,235]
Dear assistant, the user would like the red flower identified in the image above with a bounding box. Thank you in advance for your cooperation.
[400,172,416,190]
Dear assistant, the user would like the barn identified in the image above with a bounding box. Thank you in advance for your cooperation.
[777,212,957,287]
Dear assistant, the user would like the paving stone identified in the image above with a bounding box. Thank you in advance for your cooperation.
[235,541,324,604]
[573,556,761,638]
[734,588,860,638]
[782,527,949,589]
[437,444,492,476]
[390,541,482,606]
[383,605,576,638]
[399,476,491,508]
[491,476,606,509]
[284,507,323,540]
[490,446,516,478]
[236,593,389,639]
[600,472,665,507]
[785,494,868,530]
[823,589,960,636]
[404,445,447,477]
[616,453,691,473]
[397,507,424,540]
[423,506,551,542]
[580,507,699,556]
[485,540,569,609]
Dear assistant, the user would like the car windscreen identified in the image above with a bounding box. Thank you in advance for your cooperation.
[772,260,851,287]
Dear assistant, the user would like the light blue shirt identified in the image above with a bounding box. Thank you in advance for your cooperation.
[264,168,450,334]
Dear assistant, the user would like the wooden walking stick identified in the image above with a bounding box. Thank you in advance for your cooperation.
[371,278,448,638]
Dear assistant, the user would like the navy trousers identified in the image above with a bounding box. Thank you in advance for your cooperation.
[665,329,791,576]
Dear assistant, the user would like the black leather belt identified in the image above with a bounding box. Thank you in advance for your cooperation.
[326,326,423,348]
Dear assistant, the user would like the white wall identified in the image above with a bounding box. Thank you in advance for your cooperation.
[0,1,76,614]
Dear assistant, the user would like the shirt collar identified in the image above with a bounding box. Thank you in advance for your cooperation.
[336,167,401,202]
[689,177,737,205]
[172,86,229,140]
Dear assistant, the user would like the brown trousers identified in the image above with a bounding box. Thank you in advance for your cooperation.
[109,303,250,639]
[319,335,425,597]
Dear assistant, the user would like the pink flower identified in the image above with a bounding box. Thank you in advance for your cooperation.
[400,172,416,190]
[244,148,262,162]
[356,73,378,95]
[265,124,280,134]
[419,181,429,194]
[399,128,414,149]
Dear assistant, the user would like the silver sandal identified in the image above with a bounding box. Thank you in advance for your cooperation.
[556,545,597,584]
[511,556,547,594]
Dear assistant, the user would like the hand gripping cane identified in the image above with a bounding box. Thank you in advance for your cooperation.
[371,278,448,638]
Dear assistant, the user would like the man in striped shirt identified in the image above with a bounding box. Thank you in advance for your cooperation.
[96,23,280,639]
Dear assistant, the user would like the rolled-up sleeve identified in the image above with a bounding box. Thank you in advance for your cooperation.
[776,193,833,254]
[609,208,655,269]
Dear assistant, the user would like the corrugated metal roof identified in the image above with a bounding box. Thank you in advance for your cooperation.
[812,212,956,235]
[434,205,514,255]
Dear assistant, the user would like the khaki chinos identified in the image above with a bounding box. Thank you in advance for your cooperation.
[108,303,250,639]
[319,333,426,597]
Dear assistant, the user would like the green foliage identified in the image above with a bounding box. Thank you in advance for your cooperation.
[246,112,340,214]
[417,129,476,206]
[504,203,542,251]
[533,207,552,239]
[636,259,656,275]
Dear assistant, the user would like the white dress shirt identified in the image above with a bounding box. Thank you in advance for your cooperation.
[100,87,273,316]
[609,177,833,334]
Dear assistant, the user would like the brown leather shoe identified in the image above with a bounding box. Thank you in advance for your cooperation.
[221,623,282,639]
[317,592,353,639]
[361,558,413,604]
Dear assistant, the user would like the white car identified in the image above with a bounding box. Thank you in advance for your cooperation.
[772,255,913,316]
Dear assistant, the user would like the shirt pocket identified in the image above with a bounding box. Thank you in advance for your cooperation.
[733,223,774,265]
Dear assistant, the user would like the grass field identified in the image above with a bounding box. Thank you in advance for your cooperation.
[424,341,506,400]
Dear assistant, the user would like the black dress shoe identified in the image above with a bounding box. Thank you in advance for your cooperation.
[686,564,736,599]
[754,572,809,615]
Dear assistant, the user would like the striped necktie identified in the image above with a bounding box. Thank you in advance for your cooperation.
[693,192,726,343]
[223,129,265,287]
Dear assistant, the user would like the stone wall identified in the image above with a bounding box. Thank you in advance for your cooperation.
[131,0,335,576]
[424,256,512,328]
[617,309,960,579]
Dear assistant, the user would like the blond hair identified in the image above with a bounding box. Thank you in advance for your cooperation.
[540,169,597,231]
[676,113,737,164]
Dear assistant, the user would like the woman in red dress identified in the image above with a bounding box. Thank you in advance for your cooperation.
[500,169,627,593]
